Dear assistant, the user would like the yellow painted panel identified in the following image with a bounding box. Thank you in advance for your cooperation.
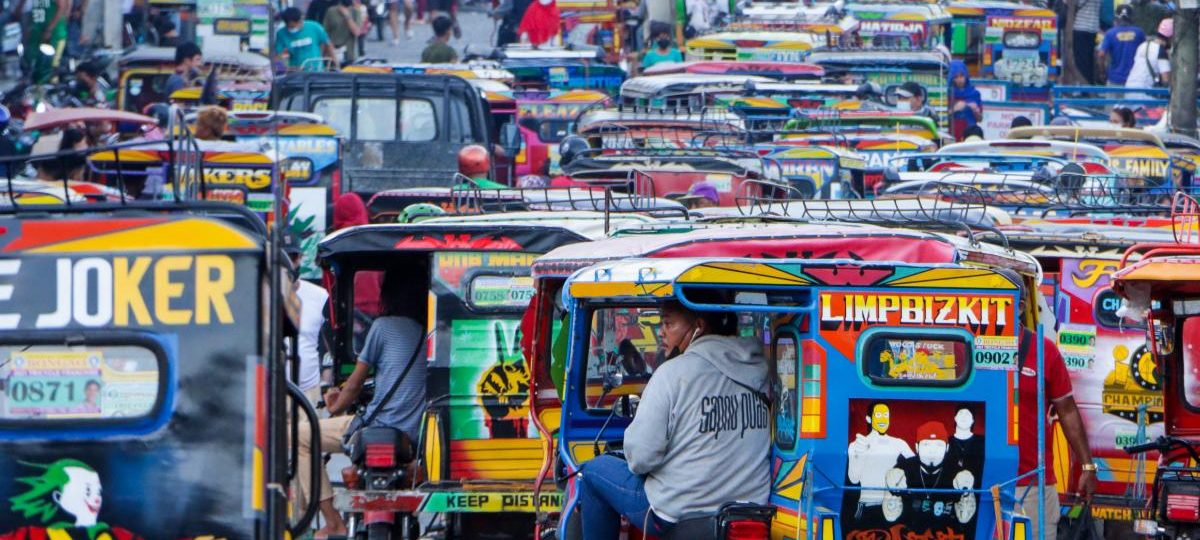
[885,268,1018,290]
[678,262,811,286]
[29,218,259,253]
[568,281,673,299]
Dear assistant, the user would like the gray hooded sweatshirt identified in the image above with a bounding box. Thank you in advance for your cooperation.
[623,334,771,522]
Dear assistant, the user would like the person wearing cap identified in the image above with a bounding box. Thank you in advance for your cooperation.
[678,182,720,209]
[895,82,938,123]
[883,420,976,526]
[1099,5,1145,85]
[1125,17,1172,92]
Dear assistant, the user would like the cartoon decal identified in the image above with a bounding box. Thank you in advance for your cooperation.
[2,459,142,540]
[842,400,986,540]
[476,322,532,438]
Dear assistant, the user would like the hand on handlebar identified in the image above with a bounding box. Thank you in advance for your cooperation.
[323,387,342,413]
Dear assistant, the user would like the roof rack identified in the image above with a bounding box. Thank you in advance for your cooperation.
[883,170,1177,217]
[734,180,1010,248]
[419,174,691,233]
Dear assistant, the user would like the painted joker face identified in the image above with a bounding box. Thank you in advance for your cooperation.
[55,466,102,526]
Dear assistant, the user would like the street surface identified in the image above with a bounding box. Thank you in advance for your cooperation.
[360,9,498,63]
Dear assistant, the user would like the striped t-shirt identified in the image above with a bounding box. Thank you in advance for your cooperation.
[361,316,427,438]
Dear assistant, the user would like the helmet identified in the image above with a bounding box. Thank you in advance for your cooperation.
[558,135,590,169]
[457,144,491,178]
[1158,17,1173,39]
[398,203,446,223]
[0,104,9,132]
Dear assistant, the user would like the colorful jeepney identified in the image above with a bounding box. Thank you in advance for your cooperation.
[512,90,610,177]
[319,218,622,536]
[946,1,1058,87]
[541,219,1045,540]
[0,201,312,537]
[843,0,952,49]
[1008,126,1178,189]
[496,46,627,95]
[684,30,821,63]
[998,220,1177,524]
[805,49,949,121]
[642,61,825,82]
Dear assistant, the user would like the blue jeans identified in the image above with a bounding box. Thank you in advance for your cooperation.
[578,454,670,540]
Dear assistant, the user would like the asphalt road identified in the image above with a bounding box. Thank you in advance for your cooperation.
[359,8,499,64]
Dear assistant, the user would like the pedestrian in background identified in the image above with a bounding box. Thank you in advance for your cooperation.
[1110,106,1137,128]
[421,15,458,63]
[324,0,365,65]
[1073,0,1101,84]
[16,0,70,84]
[949,60,983,142]
[1131,0,1173,38]
[1125,18,1172,93]
[495,0,532,47]
[275,7,338,72]
[306,0,334,23]
[641,24,682,69]
[164,41,203,97]
[1098,5,1144,86]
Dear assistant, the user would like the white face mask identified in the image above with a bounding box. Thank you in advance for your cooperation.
[538,0,552,5]
[896,99,912,111]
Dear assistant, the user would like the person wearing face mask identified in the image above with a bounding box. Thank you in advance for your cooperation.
[274,7,338,72]
[575,294,771,540]
[641,28,682,69]
[895,81,937,123]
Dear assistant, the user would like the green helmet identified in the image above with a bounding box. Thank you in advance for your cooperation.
[398,203,446,223]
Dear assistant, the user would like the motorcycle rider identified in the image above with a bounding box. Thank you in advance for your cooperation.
[72,61,108,108]
[575,294,771,539]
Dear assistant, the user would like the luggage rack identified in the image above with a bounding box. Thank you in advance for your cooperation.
[884,169,1182,217]
[734,180,1010,248]
[432,174,690,232]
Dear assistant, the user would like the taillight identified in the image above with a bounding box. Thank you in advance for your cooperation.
[366,443,396,468]
[341,466,362,489]
[725,520,769,540]
[1166,493,1200,522]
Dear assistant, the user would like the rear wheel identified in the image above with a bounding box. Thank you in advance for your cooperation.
[367,523,393,540]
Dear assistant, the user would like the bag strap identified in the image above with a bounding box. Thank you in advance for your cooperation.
[1146,43,1161,80]
[729,374,771,407]
[360,330,431,429]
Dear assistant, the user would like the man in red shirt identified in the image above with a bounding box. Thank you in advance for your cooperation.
[1017,327,1096,538]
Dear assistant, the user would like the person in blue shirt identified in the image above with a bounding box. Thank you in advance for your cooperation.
[948,60,982,142]
[641,26,683,69]
[274,7,339,72]
[1098,5,1145,85]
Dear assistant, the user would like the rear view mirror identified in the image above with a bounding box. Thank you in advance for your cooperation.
[282,157,314,185]
[499,122,522,159]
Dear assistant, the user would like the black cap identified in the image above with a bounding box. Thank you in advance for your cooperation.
[899,81,925,99]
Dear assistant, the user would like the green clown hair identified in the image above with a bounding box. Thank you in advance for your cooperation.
[9,459,96,523]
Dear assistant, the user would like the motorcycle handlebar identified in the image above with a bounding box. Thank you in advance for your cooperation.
[1123,440,1162,455]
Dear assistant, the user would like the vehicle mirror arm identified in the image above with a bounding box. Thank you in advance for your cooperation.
[592,397,623,457]
[286,380,322,536]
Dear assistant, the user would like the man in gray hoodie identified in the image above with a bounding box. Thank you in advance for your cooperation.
[575,299,771,539]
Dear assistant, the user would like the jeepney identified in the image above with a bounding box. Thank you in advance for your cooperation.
[946,1,1058,87]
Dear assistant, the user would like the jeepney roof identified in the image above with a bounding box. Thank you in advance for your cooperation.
[642,61,825,79]
[806,49,949,67]
[939,139,1110,161]
[0,213,262,252]
[119,46,176,66]
[318,223,591,260]
[686,31,821,48]
[576,108,746,132]
[499,45,606,60]
[993,221,1177,258]
[534,221,1036,277]
[1008,126,1166,149]
[945,1,1055,14]
[419,211,658,240]
[1114,255,1200,295]
[26,108,157,132]
[620,74,777,99]
[844,1,952,20]
[563,254,1020,301]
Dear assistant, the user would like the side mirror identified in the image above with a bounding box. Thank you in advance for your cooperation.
[603,369,624,395]
[282,157,314,185]
[499,122,522,159]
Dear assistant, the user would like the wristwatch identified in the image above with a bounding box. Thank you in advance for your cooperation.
[1081,463,1098,472]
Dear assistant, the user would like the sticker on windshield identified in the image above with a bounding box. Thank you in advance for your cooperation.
[1057,324,1097,371]
[972,335,1019,371]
